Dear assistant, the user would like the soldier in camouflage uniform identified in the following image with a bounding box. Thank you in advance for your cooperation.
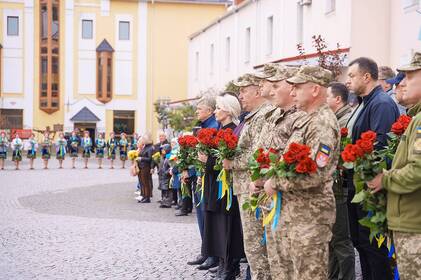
[223,73,273,280]
[367,52,421,280]
[263,65,340,280]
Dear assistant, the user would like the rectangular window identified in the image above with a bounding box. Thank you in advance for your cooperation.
[225,37,231,71]
[7,16,19,36]
[297,4,304,44]
[52,5,59,41]
[41,5,48,39]
[245,27,251,63]
[325,0,335,13]
[266,16,273,55]
[119,21,130,40]
[210,43,214,75]
[82,20,93,39]
[113,110,135,134]
[195,51,199,80]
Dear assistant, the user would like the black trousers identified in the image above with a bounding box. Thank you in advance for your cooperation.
[181,177,194,213]
[347,186,392,280]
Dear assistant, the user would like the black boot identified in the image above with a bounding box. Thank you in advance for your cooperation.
[220,259,239,280]
[197,257,218,270]
[187,255,207,266]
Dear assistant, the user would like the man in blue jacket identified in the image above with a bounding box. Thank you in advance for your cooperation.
[345,57,399,280]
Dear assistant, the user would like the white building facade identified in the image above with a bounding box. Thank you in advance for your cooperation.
[188,0,421,97]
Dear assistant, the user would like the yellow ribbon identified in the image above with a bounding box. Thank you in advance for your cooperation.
[200,175,205,204]
[376,234,386,248]
[263,192,277,227]
[218,169,232,210]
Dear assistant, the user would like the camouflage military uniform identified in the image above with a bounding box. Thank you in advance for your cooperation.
[232,101,273,280]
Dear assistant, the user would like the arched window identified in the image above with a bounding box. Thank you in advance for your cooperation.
[39,0,60,114]
[96,39,114,104]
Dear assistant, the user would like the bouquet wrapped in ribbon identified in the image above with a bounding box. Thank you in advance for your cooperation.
[341,131,388,244]
[211,128,239,210]
[176,135,198,199]
[244,143,317,231]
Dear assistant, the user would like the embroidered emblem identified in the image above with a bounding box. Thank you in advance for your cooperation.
[414,127,421,154]
[316,144,331,168]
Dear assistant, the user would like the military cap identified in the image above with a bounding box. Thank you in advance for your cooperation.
[397,52,421,72]
[254,63,279,79]
[233,73,261,87]
[286,65,333,87]
[267,66,299,82]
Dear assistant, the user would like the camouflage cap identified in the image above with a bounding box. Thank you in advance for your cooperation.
[267,66,299,82]
[254,63,279,79]
[233,73,261,87]
[286,65,333,87]
[397,52,421,72]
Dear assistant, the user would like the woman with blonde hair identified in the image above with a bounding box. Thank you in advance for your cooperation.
[136,133,154,203]
[198,92,244,278]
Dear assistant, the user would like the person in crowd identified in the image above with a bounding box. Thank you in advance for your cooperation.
[366,51,421,280]
[107,132,118,169]
[158,144,173,208]
[185,95,219,270]
[81,131,92,169]
[137,133,154,203]
[386,72,408,115]
[41,131,52,169]
[223,73,272,279]
[198,92,244,279]
[55,132,67,169]
[69,131,80,169]
[26,133,38,170]
[169,138,181,207]
[129,132,139,152]
[119,133,128,169]
[262,65,339,280]
[326,82,356,280]
[345,57,399,280]
[377,66,395,94]
[0,131,9,170]
[11,133,23,170]
[96,133,106,169]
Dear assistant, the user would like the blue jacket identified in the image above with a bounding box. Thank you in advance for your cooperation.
[200,114,219,129]
[348,85,399,149]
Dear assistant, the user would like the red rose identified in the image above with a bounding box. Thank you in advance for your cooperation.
[356,139,374,154]
[350,144,364,158]
[391,122,404,135]
[287,143,303,155]
[295,157,317,174]
[283,151,296,164]
[294,146,311,161]
[268,148,278,154]
[340,127,348,138]
[360,131,376,143]
[341,150,356,162]
[398,115,412,129]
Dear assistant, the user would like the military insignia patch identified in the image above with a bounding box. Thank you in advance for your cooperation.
[316,144,331,168]
[413,127,421,154]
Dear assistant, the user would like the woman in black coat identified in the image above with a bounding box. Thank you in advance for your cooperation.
[197,93,245,280]
[137,133,154,203]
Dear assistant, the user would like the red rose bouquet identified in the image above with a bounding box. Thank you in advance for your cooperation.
[212,128,239,171]
[341,130,388,243]
[381,115,412,162]
[248,148,279,181]
[176,135,199,171]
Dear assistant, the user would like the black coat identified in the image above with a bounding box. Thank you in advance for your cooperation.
[158,156,171,190]
[138,144,154,169]
[201,122,245,261]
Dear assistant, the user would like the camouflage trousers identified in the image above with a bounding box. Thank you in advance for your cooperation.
[266,220,332,280]
[237,193,271,280]
[394,231,421,280]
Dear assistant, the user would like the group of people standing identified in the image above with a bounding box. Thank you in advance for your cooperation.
[174,53,421,280]
[0,130,139,170]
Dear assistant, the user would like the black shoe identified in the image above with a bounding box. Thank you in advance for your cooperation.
[187,255,207,266]
[175,211,188,216]
[159,204,171,208]
[140,197,151,203]
[197,258,218,270]
[174,205,181,210]
[209,266,218,274]
[187,208,193,213]
[171,201,177,205]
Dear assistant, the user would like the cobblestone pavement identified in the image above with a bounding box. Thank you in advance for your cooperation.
[0,158,361,280]
[0,159,217,280]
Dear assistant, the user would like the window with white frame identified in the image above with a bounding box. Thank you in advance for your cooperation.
[195,51,199,80]
[7,16,19,36]
[82,19,93,39]
[325,0,335,13]
[266,16,273,55]
[225,37,231,71]
[119,21,130,40]
[245,27,251,63]
[210,43,214,75]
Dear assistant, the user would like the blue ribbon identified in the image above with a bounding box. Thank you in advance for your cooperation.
[260,226,267,245]
[271,191,282,231]
[217,180,222,199]
[393,266,399,280]
[255,207,261,220]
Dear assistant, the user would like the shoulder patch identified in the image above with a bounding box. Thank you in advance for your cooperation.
[316,143,331,168]
[413,127,421,154]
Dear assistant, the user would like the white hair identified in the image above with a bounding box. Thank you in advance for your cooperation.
[216,94,241,125]
[141,133,153,145]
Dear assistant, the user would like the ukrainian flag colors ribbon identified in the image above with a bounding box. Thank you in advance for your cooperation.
[197,175,205,206]
[262,191,282,231]
[59,145,65,158]
[217,169,232,211]
[181,181,191,199]
[376,234,386,248]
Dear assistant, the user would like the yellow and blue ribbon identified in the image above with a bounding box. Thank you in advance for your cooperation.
[262,191,282,231]
[216,169,232,211]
